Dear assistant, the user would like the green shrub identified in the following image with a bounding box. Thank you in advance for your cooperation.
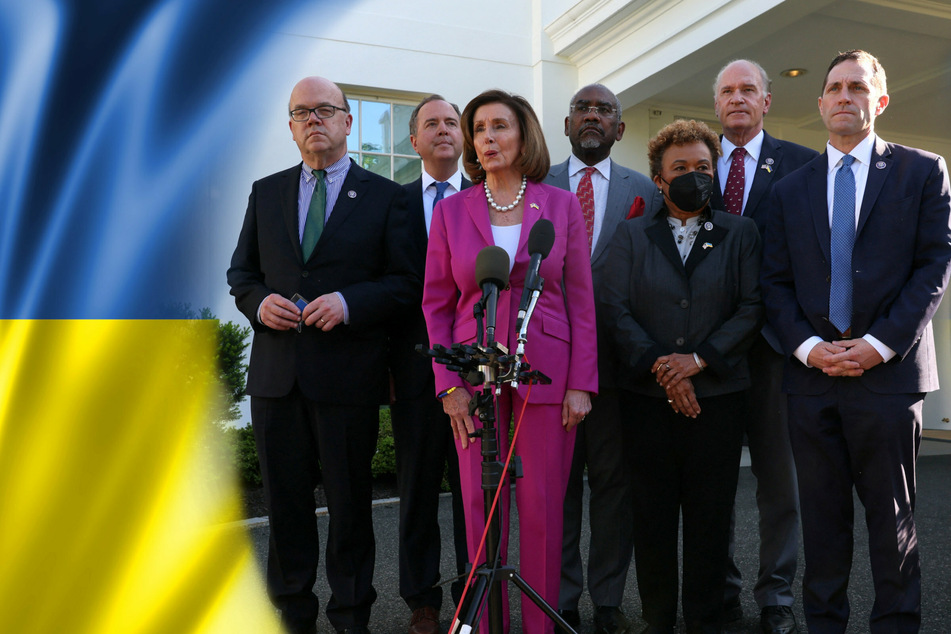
[223,424,262,487]
[226,407,404,488]
[371,407,396,478]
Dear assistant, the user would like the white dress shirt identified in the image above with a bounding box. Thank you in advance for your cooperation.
[793,134,895,365]
[568,154,611,255]
[718,130,765,215]
[421,170,463,237]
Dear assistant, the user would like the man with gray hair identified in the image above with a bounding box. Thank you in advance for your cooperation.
[711,59,817,634]
[546,83,662,634]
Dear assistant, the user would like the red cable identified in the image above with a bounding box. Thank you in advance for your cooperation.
[450,371,536,633]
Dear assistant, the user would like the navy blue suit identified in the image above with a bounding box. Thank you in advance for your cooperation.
[761,137,951,632]
[712,132,818,608]
[388,176,470,611]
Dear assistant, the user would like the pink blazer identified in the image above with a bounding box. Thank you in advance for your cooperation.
[422,180,598,404]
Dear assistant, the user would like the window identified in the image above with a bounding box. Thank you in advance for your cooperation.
[346,96,421,184]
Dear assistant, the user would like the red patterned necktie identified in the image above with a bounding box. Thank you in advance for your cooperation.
[723,147,746,215]
[577,166,596,250]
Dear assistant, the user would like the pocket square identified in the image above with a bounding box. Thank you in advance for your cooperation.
[627,196,646,219]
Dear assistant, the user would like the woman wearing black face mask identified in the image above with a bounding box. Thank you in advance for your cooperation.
[599,119,764,634]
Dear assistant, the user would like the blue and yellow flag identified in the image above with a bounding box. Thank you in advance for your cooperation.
[0,1,309,631]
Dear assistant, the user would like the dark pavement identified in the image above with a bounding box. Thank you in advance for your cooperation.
[244,438,951,633]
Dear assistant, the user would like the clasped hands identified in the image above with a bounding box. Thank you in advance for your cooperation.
[260,292,343,332]
[807,339,883,376]
[652,353,703,418]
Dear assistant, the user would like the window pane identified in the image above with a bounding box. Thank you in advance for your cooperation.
[393,156,421,184]
[361,101,391,154]
[347,101,361,153]
[393,104,415,156]
[361,153,391,179]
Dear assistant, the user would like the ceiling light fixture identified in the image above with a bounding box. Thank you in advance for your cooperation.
[780,68,807,78]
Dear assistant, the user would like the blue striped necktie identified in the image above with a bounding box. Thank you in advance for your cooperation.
[433,181,449,205]
[830,154,856,333]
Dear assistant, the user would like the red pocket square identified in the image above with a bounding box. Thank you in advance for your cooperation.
[627,196,645,219]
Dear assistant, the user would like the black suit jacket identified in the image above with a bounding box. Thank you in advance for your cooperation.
[761,138,951,395]
[600,209,764,399]
[712,131,818,352]
[389,175,471,400]
[228,160,420,404]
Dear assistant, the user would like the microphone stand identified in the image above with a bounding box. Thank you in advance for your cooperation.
[419,283,576,634]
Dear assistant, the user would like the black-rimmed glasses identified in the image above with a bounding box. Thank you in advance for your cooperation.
[570,104,617,117]
[289,105,347,122]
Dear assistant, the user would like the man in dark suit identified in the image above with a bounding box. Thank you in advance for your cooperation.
[227,76,419,634]
[761,50,951,632]
[544,83,662,634]
[711,59,818,634]
[389,94,470,634]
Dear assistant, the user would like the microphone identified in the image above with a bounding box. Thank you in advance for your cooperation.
[515,219,555,332]
[474,246,510,347]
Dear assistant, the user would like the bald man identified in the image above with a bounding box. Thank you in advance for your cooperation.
[228,76,419,634]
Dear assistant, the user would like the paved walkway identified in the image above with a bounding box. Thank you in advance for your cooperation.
[245,436,951,632]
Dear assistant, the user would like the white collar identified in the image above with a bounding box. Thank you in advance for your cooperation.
[568,154,612,180]
[826,133,876,172]
[720,129,765,163]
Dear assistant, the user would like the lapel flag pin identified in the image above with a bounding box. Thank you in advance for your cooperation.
[702,242,713,250]
[760,164,772,173]
[530,202,539,209]
[347,190,357,198]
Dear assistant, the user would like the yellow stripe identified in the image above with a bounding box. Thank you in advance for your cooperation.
[0,320,279,632]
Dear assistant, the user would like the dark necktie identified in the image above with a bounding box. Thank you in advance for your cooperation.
[302,169,326,260]
[723,147,746,215]
[433,181,449,205]
[830,154,856,333]
[577,167,596,251]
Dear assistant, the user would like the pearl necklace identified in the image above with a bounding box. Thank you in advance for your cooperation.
[484,175,527,212]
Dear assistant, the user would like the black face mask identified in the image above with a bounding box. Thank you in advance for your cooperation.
[662,171,714,213]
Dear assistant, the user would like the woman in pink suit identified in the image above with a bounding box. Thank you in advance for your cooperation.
[422,89,598,633]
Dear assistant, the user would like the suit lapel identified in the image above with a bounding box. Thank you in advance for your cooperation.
[857,138,892,237]
[744,133,781,219]
[516,182,546,270]
[645,214,685,274]
[464,184,495,248]
[684,214,728,277]
[317,160,366,249]
[594,160,632,263]
[807,156,832,262]
[283,164,304,263]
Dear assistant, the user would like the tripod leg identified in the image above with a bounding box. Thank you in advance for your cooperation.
[509,572,578,634]
[452,572,488,634]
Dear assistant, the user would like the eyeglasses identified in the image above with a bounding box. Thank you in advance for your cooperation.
[570,104,617,117]
[289,105,348,122]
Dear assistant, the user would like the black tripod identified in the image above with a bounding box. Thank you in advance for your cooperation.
[420,309,577,634]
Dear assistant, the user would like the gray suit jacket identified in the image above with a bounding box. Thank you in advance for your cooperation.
[600,209,764,398]
[545,159,663,389]
[545,158,663,290]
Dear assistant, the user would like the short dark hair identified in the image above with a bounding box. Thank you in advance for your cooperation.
[647,119,722,179]
[408,94,461,137]
[460,89,551,184]
[822,49,887,96]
